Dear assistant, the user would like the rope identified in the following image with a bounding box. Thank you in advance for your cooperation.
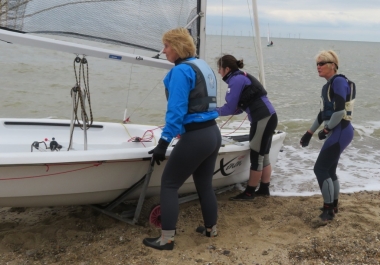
[72,56,93,128]
[68,55,94,150]
[122,123,164,147]
[219,114,249,136]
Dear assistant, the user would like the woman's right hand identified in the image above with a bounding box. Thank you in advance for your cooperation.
[300,131,313,147]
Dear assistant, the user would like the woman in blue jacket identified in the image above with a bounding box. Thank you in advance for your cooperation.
[216,54,278,201]
[143,28,221,250]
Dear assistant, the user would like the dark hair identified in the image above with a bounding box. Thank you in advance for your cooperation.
[217,54,244,71]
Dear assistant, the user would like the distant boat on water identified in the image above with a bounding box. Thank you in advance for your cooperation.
[267,24,273,47]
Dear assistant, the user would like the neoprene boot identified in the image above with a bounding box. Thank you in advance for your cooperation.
[196,225,218,237]
[319,199,338,214]
[229,185,256,201]
[319,203,335,221]
[143,230,175,250]
[333,199,339,213]
[255,182,270,196]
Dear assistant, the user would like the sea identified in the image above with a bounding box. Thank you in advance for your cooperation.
[0,35,379,196]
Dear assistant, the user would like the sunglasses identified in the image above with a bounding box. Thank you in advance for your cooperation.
[316,61,333,67]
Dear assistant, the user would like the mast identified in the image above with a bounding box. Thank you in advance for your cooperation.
[251,0,266,87]
[198,0,206,59]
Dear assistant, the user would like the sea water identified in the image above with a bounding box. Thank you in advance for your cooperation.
[0,35,379,196]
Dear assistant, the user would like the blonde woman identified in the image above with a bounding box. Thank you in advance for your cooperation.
[300,50,355,221]
[143,28,221,250]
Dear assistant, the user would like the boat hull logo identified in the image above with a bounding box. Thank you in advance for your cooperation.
[213,156,244,176]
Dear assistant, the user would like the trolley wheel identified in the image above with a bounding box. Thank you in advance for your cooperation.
[139,196,161,228]
[148,204,162,228]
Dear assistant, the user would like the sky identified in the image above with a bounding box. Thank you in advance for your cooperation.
[206,0,380,42]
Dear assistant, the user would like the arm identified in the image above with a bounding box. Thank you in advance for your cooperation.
[309,111,323,133]
[216,76,247,116]
[300,112,322,147]
[161,65,194,143]
[149,65,194,166]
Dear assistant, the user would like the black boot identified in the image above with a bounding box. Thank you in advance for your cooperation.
[333,199,339,213]
[196,225,218,237]
[255,182,270,196]
[229,185,256,201]
[319,199,338,214]
[319,203,335,221]
[143,230,175,250]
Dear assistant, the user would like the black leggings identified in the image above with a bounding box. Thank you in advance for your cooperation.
[160,124,221,230]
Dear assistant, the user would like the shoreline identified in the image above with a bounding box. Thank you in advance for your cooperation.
[0,190,379,264]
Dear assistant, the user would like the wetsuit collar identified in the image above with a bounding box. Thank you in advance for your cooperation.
[174,57,194,66]
[327,74,337,83]
[222,69,240,83]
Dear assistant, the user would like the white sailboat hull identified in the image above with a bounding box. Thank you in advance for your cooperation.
[0,118,285,207]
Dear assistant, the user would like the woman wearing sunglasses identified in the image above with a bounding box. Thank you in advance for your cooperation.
[300,50,355,222]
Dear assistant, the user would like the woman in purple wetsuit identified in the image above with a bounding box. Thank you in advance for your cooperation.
[216,54,278,201]
[300,50,355,221]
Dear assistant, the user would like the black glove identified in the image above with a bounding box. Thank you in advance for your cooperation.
[148,138,170,166]
[318,126,331,140]
[300,131,313,147]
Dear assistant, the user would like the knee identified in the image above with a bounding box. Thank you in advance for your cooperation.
[263,154,270,167]
[250,150,264,171]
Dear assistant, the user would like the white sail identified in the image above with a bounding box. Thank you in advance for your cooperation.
[0,0,286,221]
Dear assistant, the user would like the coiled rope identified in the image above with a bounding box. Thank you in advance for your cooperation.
[68,56,94,150]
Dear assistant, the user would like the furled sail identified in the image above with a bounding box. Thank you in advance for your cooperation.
[0,0,200,54]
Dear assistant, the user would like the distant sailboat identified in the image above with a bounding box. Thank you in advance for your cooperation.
[267,24,273,47]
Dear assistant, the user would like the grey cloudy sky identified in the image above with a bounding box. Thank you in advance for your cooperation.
[206,0,380,42]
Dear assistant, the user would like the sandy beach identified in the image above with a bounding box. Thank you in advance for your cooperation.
[0,189,379,265]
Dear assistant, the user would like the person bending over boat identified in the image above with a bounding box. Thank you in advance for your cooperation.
[300,50,355,221]
[143,27,221,251]
[216,54,277,201]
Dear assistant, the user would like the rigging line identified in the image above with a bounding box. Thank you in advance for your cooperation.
[178,0,184,29]
[124,77,164,121]
[221,115,249,136]
[124,50,134,115]
[153,12,200,58]
[218,0,224,107]
[19,0,124,19]
[246,0,260,73]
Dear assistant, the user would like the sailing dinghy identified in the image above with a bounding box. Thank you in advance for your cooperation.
[267,24,273,46]
[0,0,286,223]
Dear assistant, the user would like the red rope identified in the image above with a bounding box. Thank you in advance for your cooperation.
[126,126,164,147]
[220,114,248,136]
[0,162,103,181]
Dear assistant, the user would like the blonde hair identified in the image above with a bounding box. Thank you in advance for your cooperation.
[315,50,339,72]
[162,27,196,59]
